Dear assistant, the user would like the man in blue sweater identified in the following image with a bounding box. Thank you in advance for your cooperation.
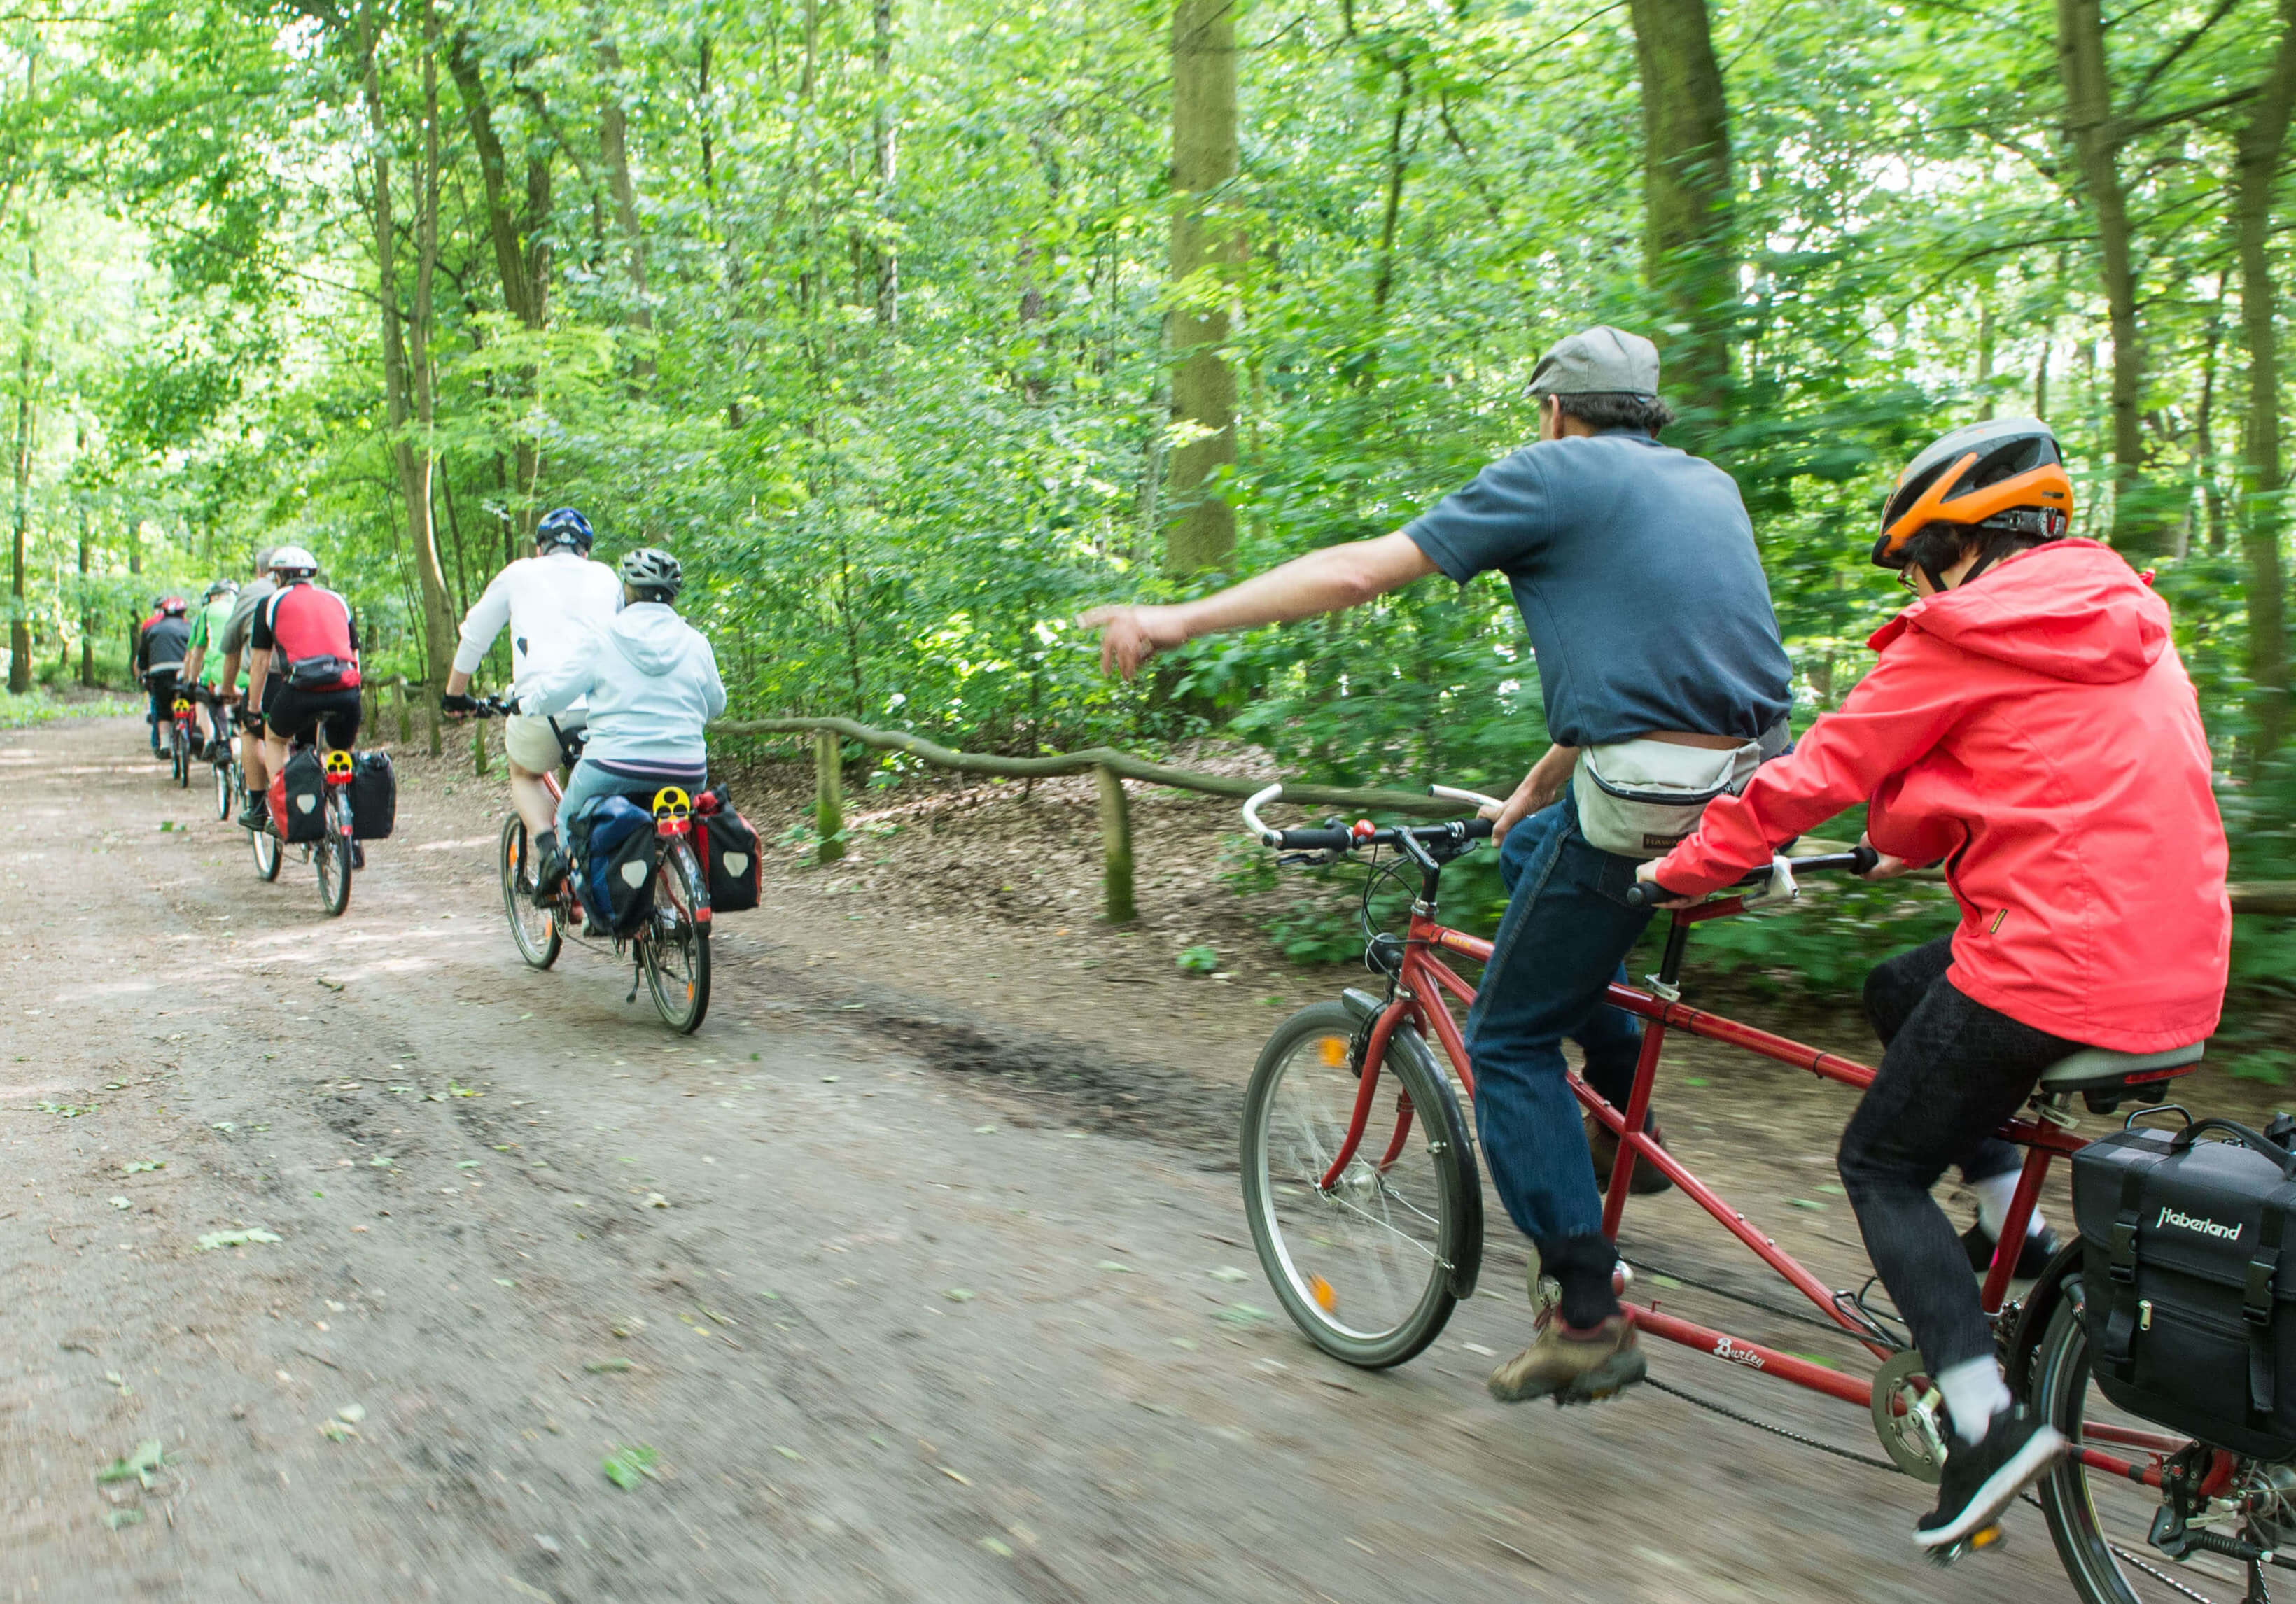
[1083,328,1791,1407]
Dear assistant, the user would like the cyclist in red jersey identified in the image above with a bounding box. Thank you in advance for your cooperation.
[1639,419,2231,1550]
[240,545,363,789]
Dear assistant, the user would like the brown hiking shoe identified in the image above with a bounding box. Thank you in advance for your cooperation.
[1587,1113,1674,1195]
[1487,1312,1647,1407]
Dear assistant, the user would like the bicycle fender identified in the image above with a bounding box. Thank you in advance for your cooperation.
[2003,1234,2087,1401]
[1382,1017,1485,1301]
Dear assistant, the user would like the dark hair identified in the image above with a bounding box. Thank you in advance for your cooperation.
[1550,391,1676,435]
[1896,519,2052,586]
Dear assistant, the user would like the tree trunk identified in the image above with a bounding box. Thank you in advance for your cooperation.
[76,497,90,688]
[594,24,654,381]
[1164,0,1240,576]
[1625,0,1735,440]
[449,27,550,520]
[2195,282,2227,552]
[872,0,898,327]
[8,241,35,695]
[2053,0,2163,553]
[362,6,458,708]
[2234,0,2296,760]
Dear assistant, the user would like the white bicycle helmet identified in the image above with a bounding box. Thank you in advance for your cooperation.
[617,547,683,602]
[268,544,320,579]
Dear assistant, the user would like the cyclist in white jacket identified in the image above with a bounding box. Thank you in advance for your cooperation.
[440,507,621,859]
[520,547,726,896]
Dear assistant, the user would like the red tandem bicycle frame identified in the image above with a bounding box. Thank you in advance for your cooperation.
[1327,892,2197,1486]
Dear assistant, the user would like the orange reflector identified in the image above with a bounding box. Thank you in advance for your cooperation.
[1317,1036,1349,1067]
[1309,1274,1337,1312]
[1969,1525,2003,1551]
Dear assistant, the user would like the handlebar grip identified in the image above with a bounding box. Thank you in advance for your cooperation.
[1459,817,1495,842]
[1849,843,1881,876]
[1623,879,1678,911]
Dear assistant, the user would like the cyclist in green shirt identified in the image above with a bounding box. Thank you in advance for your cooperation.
[177,578,242,759]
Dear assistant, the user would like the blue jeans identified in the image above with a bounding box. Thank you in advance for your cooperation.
[1465,790,1653,1322]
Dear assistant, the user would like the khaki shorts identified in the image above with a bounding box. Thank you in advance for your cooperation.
[504,712,582,774]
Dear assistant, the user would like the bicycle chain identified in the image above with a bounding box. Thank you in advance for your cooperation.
[1641,1375,1903,1475]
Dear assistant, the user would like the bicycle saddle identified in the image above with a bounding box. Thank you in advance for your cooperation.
[2036,1041,2205,1094]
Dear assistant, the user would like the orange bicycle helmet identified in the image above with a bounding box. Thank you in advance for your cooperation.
[1873,418,2072,573]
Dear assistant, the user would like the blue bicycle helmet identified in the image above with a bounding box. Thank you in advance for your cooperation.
[536,507,596,554]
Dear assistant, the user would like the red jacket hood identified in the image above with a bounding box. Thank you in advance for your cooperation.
[1867,539,2168,685]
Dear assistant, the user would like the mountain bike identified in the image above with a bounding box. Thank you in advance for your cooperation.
[470,698,711,1033]
[1235,784,2273,1603]
[247,730,357,917]
[167,693,194,787]
[195,687,239,822]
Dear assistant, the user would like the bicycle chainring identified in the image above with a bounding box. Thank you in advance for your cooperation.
[1870,1347,1949,1484]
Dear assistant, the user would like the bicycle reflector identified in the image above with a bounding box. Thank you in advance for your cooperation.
[323,750,356,782]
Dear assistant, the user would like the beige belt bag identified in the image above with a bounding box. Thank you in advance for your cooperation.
[1572,729,1779,861]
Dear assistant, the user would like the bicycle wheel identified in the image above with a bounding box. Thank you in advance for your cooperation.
[499,813,561,970]
[250,821,281,881]
[640,840,710,1034]
[172,727,190,787]
[1241,1001,1480,1368]
[315,796,351,917]
[214,751,237,822]
[2034,1276,2267,1602]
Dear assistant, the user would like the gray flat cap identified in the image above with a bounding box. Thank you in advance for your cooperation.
[1527,325,1661,398]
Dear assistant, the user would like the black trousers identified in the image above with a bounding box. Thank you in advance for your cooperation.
[1840,938,2080,1370]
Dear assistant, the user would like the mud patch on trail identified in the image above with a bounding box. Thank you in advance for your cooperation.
[864,1012,1240,1162]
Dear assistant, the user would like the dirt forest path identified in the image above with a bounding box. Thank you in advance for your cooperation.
[0,717,2158,1603]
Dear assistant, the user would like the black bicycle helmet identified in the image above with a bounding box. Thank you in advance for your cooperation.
[617,547,683,602]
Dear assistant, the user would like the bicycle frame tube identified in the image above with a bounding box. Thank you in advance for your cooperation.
[1385,905,2174,1484]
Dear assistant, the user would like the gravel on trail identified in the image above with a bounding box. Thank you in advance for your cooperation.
[0,717,2143,1601]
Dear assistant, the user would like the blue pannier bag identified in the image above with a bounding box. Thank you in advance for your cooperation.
[568,794,660,936]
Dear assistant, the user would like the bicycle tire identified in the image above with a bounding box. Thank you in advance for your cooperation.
[499,813,561,970]
[641,840,710,1034]
[214,752,237,822]
[315,796,351,917]
[172,729,189,787]
[1240,1001,1480,1369]
[2033,1276,2253,1603]
[251,822,281,881]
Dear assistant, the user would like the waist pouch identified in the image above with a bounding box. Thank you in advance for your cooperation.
[695,784,760,913]
[349,752,396,840]
[267,747,330,843]
[570,794,660,936]
[1571,724,1784,860]
[286,654,360,691]
[2072,1120,2296,1461]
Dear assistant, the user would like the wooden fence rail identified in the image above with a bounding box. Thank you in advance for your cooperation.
[710,714,2296,922]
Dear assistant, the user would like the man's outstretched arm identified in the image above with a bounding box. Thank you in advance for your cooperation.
[1079,531,1438,680]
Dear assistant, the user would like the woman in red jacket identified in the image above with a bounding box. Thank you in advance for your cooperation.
[1640,418,2230,1554]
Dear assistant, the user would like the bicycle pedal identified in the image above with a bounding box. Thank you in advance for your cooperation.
[1926,1524,2005,1568]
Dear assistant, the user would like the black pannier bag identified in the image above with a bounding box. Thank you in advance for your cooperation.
[695,785,760,913]
[569,794,659,936]
[267,747,329,843]
[2072,1118,2296,1460]
[349,752,396,840]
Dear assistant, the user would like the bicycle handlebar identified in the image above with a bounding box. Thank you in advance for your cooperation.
[1240,782,1495,856]
[1623,845,1880,910]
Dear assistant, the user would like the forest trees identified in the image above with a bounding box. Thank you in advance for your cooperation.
[0,0,2277,829]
